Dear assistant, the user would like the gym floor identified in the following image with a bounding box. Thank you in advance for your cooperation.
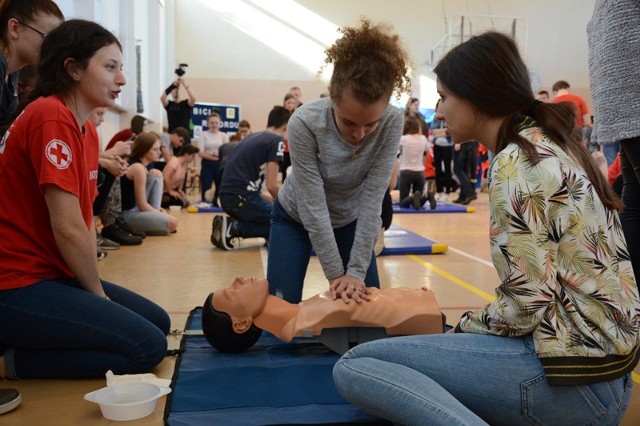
[2,192,639,424]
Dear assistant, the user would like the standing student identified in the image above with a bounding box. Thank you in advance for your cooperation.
[0,0,63,121]
[588,0,640,290]
[280,93,297,182]
[160,76,196,133]
[197,111,229,204]
[0,20,170,380]
[266,19,410,303]
[333,31,639,425]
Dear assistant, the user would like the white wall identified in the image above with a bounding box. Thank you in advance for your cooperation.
[60,0,596,137]
[174,0,595,128]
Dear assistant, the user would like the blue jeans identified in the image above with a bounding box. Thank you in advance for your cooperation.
[220,192,273,240]
[333,333,632,426]
[620,138,640,286]
[602,142,620,167]
[200,159,220,202]
[267,198,379,303]
[0,279,170,379]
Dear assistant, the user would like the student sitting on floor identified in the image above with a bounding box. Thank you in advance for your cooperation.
[121,132,178,235]
[161,144,199,208]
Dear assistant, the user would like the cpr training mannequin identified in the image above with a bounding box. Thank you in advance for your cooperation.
[202,276,443,353]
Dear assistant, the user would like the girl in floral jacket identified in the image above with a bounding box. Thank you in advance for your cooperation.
[333,31,639,426]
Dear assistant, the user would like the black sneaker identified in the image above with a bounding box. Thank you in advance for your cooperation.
[461,192,478,205]
[116,217,146,239]
[97,235,120,250]
[412,190,423,210]
[97,249,107,261]
[427,192,437,210]
[0,388,21,415]
[101,224,143,246]
[211,216,223,248]
[222,216,235,250]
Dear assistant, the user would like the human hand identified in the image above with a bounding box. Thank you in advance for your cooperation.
[329,275,371,304]
[100,156,128,177]
[110,140,132,158]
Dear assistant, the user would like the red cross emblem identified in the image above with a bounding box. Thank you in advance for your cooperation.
[45,140,72,169]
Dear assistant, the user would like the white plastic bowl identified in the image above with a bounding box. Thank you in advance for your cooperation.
[84,382,171,421]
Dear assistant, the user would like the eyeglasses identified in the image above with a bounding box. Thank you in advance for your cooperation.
[17,20,47,39]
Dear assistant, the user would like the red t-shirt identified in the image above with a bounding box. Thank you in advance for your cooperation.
[0,96,99,289]
[552,93,590,128]
[105,128,134,150]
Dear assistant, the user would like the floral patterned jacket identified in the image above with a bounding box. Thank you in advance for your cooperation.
[458,120,640,385]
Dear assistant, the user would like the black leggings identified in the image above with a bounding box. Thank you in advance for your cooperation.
[619,137,640,287]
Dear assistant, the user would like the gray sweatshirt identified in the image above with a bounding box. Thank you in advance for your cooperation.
[278,97,403,280]
[588,0,640,144]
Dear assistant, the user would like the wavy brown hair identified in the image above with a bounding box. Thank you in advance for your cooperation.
[324,18,411,104]
[130,132,160,160]
[434,31,622,211]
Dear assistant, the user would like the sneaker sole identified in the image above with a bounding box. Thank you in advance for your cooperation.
[211,216,223,248]
[221,216,234,251]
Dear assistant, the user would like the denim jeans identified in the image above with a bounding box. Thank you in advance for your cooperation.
[220,192,273,240]
[602,142,620,167]
[333,333,632,426]
[267,198,379,303]
[0,278,170,379]
[620,137,640,286]
[200,159,220,202]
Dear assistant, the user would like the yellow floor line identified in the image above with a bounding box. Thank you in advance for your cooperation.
[408,255,640,384]
[407,255,495,302]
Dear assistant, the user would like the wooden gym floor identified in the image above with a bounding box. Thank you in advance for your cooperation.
[2,192,639,424]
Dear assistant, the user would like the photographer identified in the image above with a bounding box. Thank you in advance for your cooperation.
[160,64,196,133]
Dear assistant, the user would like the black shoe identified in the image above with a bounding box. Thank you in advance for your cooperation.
[116,217,146,239]
[412,190,423,210]
[427,192,437,210]
[211,216,222,248]
[0,388,21,415]
[452,196,464,204]
[211,215,235,250]
[101,224,143,246]
[461,193,478,205]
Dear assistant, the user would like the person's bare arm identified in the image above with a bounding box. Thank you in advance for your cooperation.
[43,185,106,297]
[265,161,280,199]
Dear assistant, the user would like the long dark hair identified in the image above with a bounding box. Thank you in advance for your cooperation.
[1,19,121,133]
[434,31,622,210]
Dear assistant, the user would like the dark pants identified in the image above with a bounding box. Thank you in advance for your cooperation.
[619,137,640,288]
[200,159,219,202]
[434,145,454,193]
[454,143,476,199]
[219,192,273,240]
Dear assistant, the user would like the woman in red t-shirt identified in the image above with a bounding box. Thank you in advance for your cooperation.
[0,20,169,380]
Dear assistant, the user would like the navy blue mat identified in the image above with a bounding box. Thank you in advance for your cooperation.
[392,203,475,214]
[165,308,388,426]
[380,224,447,255]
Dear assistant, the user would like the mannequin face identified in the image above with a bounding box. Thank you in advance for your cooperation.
[212,277,269,331]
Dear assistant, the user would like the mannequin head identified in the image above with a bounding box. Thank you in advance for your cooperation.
[202,292,262,353]
[202,277,269,352]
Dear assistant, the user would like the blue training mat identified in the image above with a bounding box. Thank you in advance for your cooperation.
[187,205,223,213]
[164,308,389,426]
[392,203,475,214]
[380,224,447,255]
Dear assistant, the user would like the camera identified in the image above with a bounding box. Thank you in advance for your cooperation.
[175,63,188,77]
